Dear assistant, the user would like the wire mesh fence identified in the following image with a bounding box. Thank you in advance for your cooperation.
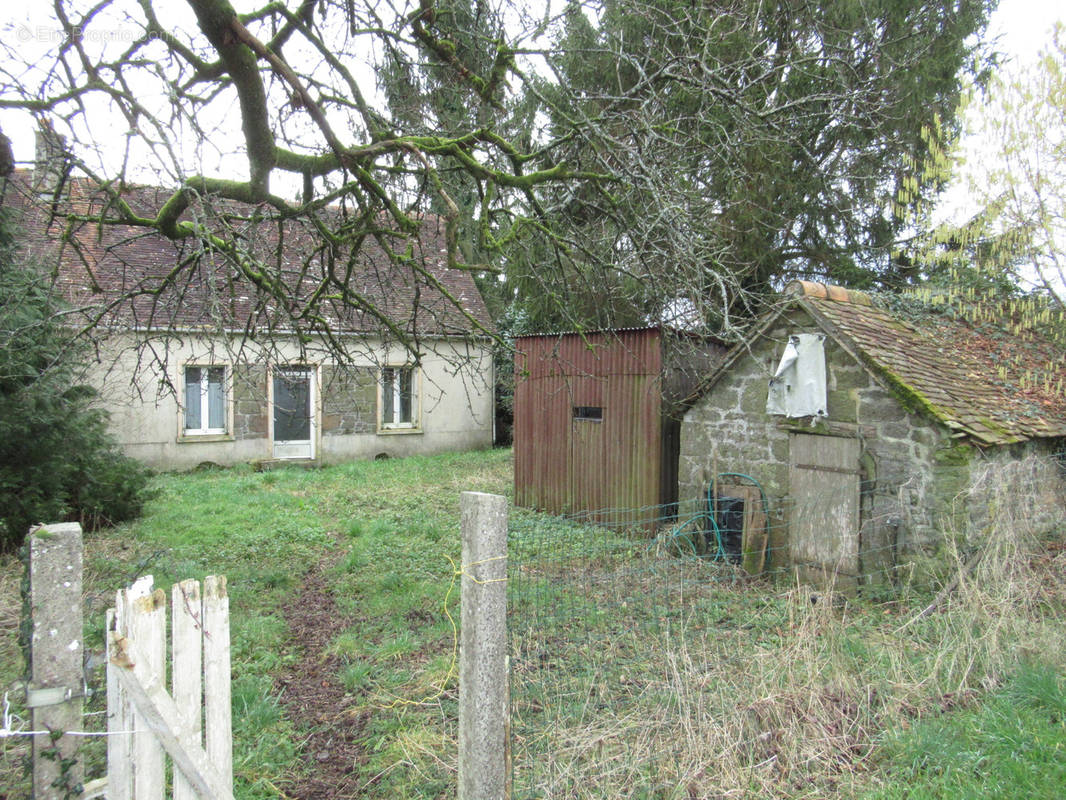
[505,455,1066,798]
[505,500,868,798]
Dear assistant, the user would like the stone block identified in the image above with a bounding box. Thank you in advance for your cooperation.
[877,420,912,440]
[237,413,267,439]
[738,379,768,415]
[830,363,870,392]
[910,427,940,448]
[826,389,858,423]
[236,400,260,416]
[859,397,908,427]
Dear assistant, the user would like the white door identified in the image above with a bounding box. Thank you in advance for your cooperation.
[272,368,315,459]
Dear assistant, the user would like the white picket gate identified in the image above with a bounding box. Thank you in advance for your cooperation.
[82,574,234,800]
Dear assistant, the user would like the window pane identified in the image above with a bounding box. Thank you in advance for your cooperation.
[207,367,225,430]
[399,368,412,423]
[382,368,396,423]
[185,367,202,430]
[573,406,603,422]
[274,371,311,441]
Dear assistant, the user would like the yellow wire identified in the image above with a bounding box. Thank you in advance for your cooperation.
[377,554,506,710]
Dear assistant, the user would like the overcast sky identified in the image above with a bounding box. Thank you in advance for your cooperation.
[934,0,1063,221]
[987,0,1063,70]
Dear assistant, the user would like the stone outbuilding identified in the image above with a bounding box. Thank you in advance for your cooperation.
[679,281,1066,590]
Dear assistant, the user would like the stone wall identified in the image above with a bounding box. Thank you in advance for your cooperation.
[232,364,268,440]
[321,365,377,436]
[954,441,1066,543]
[679,307,969,581]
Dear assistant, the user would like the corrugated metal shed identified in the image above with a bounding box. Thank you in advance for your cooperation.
[514,327,725,529]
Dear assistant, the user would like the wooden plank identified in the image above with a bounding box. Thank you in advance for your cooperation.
[108,631,235,800]
[173,579,204,800]
[751,509,769,574]
[203,575,233,793]
[791,463,862,476]
[107,577,153,800]
[741,490,769,576]
[105,608,129,800]
[716,484,765,570]
[81,777,108,799]
[128,580,167,800]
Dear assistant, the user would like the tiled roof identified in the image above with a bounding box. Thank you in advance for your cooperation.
[789,280,1066,445]
[3,171,494,339]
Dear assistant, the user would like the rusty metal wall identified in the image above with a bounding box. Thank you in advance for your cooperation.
[514,329,666,528]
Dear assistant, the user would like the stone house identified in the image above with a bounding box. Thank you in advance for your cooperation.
[679,281,1066,589]
[5,164,495,470]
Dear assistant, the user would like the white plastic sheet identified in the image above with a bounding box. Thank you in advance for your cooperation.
[766,333,827,418]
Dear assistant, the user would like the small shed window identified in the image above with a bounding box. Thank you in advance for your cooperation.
[573,406,603,422]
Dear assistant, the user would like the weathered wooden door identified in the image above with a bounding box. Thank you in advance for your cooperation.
[789,433,860,591]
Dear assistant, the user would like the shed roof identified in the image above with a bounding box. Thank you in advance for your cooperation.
[3,171,494,339]
[713,280,1066,446]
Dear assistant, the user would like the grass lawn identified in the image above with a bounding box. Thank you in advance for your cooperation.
[1,448,511,799]
[863,662,1066,800]
[1,447,1063,798]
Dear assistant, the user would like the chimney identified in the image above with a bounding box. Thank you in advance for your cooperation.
[33,120,69,198]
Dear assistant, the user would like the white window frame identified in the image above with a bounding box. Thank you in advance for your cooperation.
[182,364,230,437]
[379,365,420,432]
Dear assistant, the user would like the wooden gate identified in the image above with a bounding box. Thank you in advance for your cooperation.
[103,574,234,800]
[788,434,861,592]
[23,524,233,800]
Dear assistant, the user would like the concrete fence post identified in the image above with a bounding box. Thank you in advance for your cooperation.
[458,492,509,800]
[27,522,85,799]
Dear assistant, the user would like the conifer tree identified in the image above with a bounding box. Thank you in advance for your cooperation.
[0,207,151,551]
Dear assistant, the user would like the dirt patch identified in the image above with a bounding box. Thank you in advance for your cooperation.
[275,558,369,799]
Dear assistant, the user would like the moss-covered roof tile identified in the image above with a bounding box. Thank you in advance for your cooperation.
[787,281,1066,445]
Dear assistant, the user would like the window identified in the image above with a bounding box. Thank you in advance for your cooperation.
[380,366,418,430]
[573,406,603,422]
[184,366,227,435]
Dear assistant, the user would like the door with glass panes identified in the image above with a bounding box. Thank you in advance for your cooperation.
[272,368,315,459]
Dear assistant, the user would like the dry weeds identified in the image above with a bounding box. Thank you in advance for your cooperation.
[510,455,1066,799]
